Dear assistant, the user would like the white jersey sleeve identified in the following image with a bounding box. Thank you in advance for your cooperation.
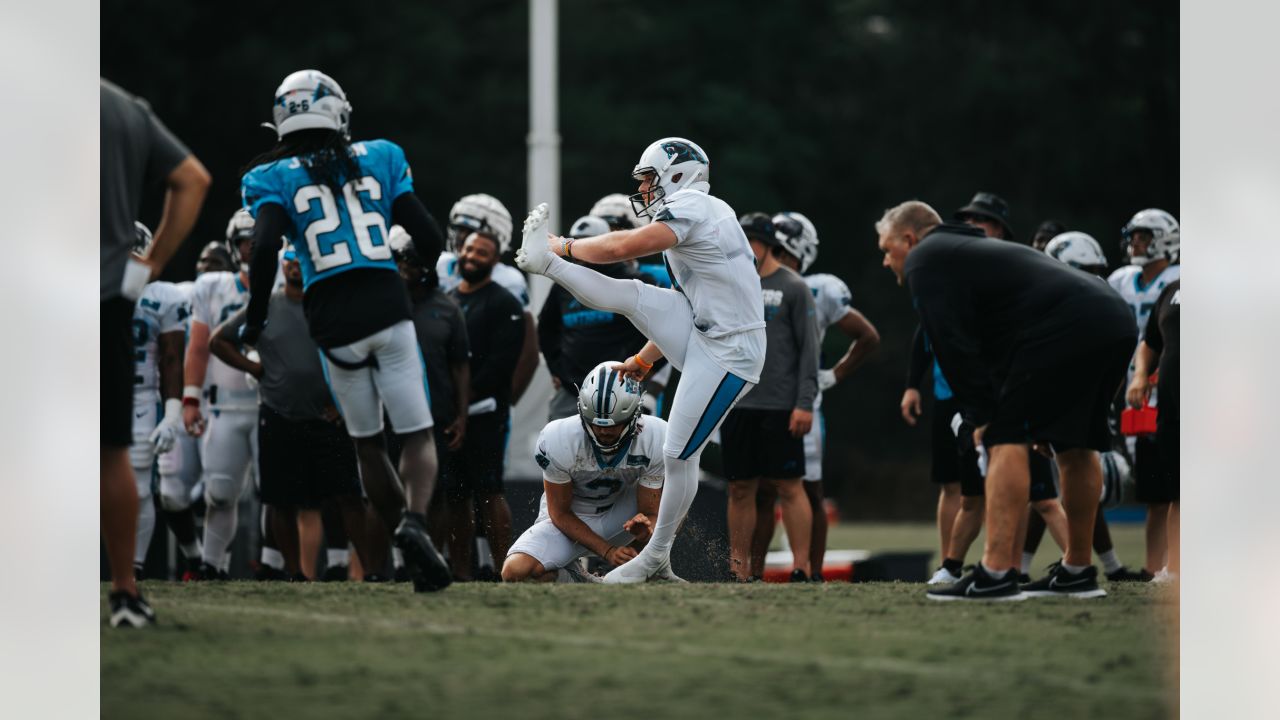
[1106,264,1181,340]
[493,263,531,310]
[188,272,256,405]
[533,416,667,515]
[132,282,188,397]
[805,273,853,334]
[534,421,576,485]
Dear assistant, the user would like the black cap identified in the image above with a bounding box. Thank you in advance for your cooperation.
[954,192,1014,240]
[739,212,778,246]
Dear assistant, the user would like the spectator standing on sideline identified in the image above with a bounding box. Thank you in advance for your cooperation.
[101,78,210,626]
[721,213,819,582]
[449,232,525,580]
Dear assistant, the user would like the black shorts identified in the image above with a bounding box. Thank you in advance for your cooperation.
[101,297,135,447]
[1133,433,1177,503]
[931,398,984,497]
[984,338,1133,452]
[258,404,361,508]
[720,408,805,481]
[1157,419,1179,502]
[450,411,508,497]
[1029,453,1058,502]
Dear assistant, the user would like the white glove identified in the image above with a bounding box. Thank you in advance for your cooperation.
[244,349,261,390]
[149,399,184,454]
[817,368,837,391]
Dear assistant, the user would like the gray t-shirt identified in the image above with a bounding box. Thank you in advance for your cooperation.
[736,265,819,412]
[409,289,470,427]
[225,291,331,421]
[100,79,191,300]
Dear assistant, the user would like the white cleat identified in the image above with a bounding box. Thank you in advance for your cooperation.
[651,558,687,583]
[927,567,961,585]
[515,202,553,274]
[603,554,661,585]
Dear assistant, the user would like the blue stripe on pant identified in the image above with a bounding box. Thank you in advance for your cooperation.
[677,373,749,460]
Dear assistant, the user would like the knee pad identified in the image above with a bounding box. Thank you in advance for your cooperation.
[204,473,244,508]
[159,475,192,512]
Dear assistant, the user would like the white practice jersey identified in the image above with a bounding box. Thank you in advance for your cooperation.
[436,253,531,310]
[190,271,257,407]
[1107,264,1180,341]
[656,186,765,341]
[805,273,853,338]
[132,281,189,400]
[534,416,666,516]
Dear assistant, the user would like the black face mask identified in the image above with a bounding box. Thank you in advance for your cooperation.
[459,261,492,284]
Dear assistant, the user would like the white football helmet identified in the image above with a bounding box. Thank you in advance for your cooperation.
[568,215,611,239]
[448,193,513,254]
[1121,208,1179,266]
[1045,231,1108,273]
[772,212,819,273]
[577,361,644,454]
[629,137,710,220]
[271,69,352,140]
[133,221,154,256]
[590,193,647,229]
[225,208,255,270]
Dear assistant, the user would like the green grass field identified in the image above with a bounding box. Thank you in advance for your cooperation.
[102,523,1177,720]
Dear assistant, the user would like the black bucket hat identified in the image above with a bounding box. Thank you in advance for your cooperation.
[954,192,1015,240]
[739,212,778,246]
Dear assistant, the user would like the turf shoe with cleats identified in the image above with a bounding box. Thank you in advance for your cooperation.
[393,512,452,593]
[108,590,157,628]
[515,203,553,274]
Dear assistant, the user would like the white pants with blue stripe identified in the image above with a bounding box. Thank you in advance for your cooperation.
[319,320,433,438]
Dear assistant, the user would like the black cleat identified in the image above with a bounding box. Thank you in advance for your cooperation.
[473,566,500,583]
[108,591,156,628]
[1022,563,1108,598]
[926,564,1026,602]
[255,565,289,582]
[1106,566,1154,583]
[810,571,825,584]
[363,573,390,583]
[789,569,809,583]
[393,513,452,593]
[393,565,410,583]
[196,562,228,581]
[320,565,349,583]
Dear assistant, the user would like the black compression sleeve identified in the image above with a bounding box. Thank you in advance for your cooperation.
[392,193,444,270]
[245,204,288,328]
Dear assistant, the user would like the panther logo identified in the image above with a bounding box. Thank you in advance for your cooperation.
[661,142,706,165]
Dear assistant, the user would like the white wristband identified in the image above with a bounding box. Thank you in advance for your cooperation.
[120,257,151,301]
[183,385,202,400]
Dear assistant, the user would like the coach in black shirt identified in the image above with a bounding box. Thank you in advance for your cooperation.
[877,200,1135,600]
[447,232,524,580]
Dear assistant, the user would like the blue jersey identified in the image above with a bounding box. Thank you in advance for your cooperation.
[241,139,414,290]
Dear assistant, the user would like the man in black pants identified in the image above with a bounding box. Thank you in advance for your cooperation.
[448,231,525,580]
[877,200,1135,600]
[212,249,369,580]
[101,79,211,626]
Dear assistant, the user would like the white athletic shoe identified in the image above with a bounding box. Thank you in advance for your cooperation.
[652,558,688,583]
[515,202,553,274]
[927,567,961,585]
[603,554,662,584]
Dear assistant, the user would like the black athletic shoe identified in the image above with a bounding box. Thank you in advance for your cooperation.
[392,565,411,583]
[789,569,809,583]
[255,565,289,582]
[474,566,500,583]
[810,571,825,584]
[196,562,228,581]
[393,513,452,593]
[1106,566,1154,583]
[289,573,310,583]
[926,564,1026,602]
[108,591,156,628]
[1021,563,1108,598]
[1017,572,1032,584]
[320,565,349,583]
[363,573,390,583]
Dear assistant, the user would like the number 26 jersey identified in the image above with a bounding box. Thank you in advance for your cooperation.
[240,138,412,290]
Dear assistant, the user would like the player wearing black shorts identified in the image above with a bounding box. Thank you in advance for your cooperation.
[100,79,210,626]
[448,231,524,580]
[721,223,819,582]
[879,201,1135,601]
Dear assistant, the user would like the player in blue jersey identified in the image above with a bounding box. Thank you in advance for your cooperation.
[237,69,451,592]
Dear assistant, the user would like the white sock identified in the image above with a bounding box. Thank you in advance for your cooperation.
[261,547,285,571]
[202,504,238,567]
[1021,552,1035,574]
[327,548,350,568]
[544,259,641,315]
[1099,549,1122,574]
[980,562,1009,579]
[391,547,404,569]
[635,454,700,565]
[1061,561,1088,574]
[134,474,156,566]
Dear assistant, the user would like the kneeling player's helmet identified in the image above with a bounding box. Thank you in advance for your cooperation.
[590,193,647,230]
[630,138,710,220]
[577,361,644,454]
[225,209,255,270]
[133,221,154,256]
[271,69,353,140]
[448,194,513,254]
[772,211,820,273]
[1045,231,1108,275]
[1121,209,1179,266]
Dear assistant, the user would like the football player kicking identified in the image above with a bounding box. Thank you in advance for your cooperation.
[518,138,766,583]
[237,69,451,592]
[502,363,668,583]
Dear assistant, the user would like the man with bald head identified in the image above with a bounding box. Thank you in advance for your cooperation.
[877,201,1135,601]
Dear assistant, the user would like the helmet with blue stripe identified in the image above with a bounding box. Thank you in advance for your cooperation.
[577,361,644,453]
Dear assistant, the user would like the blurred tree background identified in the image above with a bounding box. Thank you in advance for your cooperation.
[103,0,1177,519]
